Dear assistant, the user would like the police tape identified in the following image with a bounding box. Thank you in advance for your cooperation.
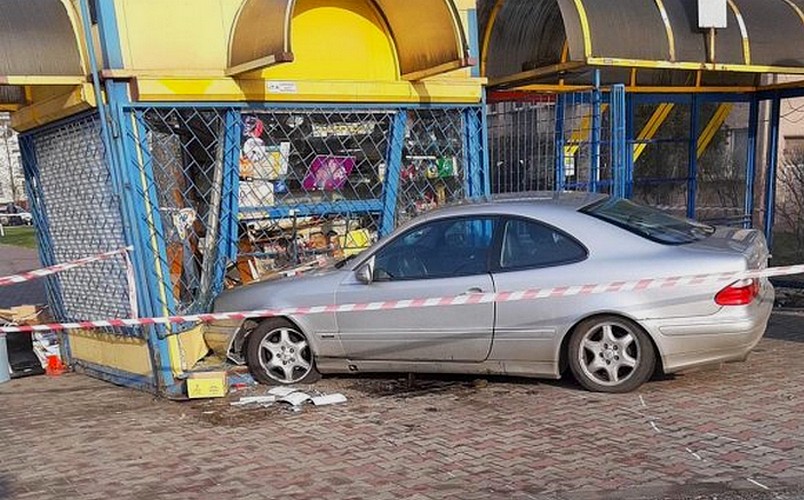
[1,263,803,335]
[0,247,134,288]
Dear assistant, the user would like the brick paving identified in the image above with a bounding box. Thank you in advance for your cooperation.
[0,314,803,499]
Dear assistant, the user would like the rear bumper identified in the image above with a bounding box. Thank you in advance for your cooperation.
[643,282,774,374]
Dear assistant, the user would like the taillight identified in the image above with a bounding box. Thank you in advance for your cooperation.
[715,278,760,306]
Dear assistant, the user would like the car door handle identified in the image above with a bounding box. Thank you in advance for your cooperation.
[461,287,484,295]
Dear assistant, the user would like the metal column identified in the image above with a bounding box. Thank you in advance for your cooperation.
[554,94,566,191]
[610,84,627,198]
[687,95,699,219]
[590,70,602,192]
[763,94,781,247]
[744,96,759,229]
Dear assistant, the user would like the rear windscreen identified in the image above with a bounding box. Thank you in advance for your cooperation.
[581,198,714,245]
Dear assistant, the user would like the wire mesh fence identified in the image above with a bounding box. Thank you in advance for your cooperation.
[20,113,134,325]
[127,105,480,314]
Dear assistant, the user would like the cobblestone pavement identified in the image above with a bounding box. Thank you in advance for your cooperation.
[0,313,803,500]
[0,244,45,308]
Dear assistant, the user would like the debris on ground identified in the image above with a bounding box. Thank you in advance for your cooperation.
[229,387,347,411]
[1,304,57,377]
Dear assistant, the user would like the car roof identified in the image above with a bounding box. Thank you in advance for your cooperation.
[421,191,608,220]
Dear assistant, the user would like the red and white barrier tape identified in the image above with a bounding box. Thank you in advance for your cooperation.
[2,263,803,335]
[0,247,133,288]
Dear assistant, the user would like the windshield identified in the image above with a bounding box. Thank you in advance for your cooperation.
[581,198,714,245]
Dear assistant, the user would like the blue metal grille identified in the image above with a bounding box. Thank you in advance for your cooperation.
[487,91,614,195]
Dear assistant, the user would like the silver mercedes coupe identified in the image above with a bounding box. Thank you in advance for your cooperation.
[212,192,774,393]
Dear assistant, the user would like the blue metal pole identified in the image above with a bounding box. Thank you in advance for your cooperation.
[590,69,602,192]
[625,93,636,198]
[465,107,483,198]
[554,94,566,191]
[610,84,627,198]
[745,96,759,229]
[480,94,492,198]
[687,95,699,219]
[764,94,781,247]
[380,110,407,237]
[94,0,171,393]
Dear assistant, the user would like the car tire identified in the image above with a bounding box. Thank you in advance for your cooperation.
[568,315,655,393]
[246,318,321,386]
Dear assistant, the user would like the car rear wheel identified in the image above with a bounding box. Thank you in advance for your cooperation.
[568,315,655,393]
[246,319,320,385]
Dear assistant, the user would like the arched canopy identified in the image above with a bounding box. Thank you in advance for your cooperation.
[0,0,88,108]
[0,0,87,81]
[480,0,804,89]
[228,0,472,80]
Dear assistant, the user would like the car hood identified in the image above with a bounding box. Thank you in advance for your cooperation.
[213,267,347,313]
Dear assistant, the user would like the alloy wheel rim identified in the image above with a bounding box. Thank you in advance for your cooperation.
[258,327,313,384]
[578,322,640,386]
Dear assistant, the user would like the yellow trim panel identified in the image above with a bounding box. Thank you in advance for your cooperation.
[11,84,97,132]
[586,57,804,74]
[69,330,153,376]
[132,77,484,103]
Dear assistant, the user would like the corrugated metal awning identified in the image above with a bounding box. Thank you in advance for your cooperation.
[0,0,87,82]
[227,0,472,80]
[0,0,88,106]
[480,0,804,89]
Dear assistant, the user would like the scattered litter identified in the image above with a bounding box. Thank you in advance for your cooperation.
[311,393,347,406]
[472,379,488,389]
[278,391,312,407]
[231,387,347,412]
[268,386,299,397]
[746,478,770,490]
[45,355,65,376]
[649,421,661,433]
[230,395,277,406]
[685,448,703,461]
[639,395,647,407]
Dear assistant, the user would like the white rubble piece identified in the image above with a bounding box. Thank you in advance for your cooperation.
[234,387,348,410]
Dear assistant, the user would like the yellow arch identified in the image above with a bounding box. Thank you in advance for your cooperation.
[480,0,505,77]
[727,0,751,65]
[227,0,471,80]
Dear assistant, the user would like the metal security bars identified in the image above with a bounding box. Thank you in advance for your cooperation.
[19,113,134,324]
[125,105,485,315]
[487,91,614,195]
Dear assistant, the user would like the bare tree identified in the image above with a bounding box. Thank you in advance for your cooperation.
[776,149,804,262]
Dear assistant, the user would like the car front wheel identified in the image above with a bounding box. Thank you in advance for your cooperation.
[246,319,321,385]
[568,315,655,393]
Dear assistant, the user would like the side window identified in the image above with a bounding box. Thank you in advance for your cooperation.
[374,216,497,281]
[499,218,586,270]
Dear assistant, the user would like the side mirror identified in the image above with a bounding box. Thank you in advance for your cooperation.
[355,264,373,284]
[355,257,375,284]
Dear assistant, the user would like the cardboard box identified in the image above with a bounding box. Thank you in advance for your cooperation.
[186,371,228,399]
